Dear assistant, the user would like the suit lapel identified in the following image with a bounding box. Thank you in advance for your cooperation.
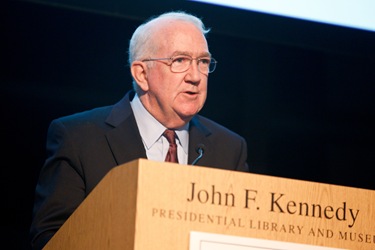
[105,91,147,166]
[188,116,212,165]
[104,92,213,166]
[106,116,147,166]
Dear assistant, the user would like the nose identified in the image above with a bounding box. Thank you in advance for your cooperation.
[185,60,202,84]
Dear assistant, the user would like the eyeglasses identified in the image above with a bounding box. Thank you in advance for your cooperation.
[142,55,217,74]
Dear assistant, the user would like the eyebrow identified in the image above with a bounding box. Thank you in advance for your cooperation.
[171,51,212,58]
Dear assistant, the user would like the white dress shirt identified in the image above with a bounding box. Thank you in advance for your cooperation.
[130,93,189,164]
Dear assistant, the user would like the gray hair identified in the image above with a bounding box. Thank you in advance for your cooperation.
[128,11,211,91]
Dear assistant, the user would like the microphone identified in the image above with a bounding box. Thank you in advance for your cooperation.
[191,144,206,166]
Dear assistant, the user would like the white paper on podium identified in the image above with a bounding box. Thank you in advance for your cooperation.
[189,231,347,250]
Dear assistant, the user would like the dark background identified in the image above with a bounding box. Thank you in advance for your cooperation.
[2,0,375,249]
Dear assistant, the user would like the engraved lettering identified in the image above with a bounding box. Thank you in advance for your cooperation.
[244,189,257,209]
[187,182,235,206]
[269,193,359,228]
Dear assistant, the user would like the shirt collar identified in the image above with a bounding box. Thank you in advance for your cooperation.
[130,93,189,154]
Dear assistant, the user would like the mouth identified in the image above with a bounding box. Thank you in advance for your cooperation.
[184,90,198,96]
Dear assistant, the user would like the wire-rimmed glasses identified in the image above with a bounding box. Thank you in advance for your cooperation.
[142,55,217,74]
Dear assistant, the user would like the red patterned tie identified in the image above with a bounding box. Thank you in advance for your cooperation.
[163,129,179,163]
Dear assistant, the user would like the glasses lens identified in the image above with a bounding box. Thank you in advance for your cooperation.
[197,58,210,74]
[171,56,190,72]
[208,58,217,73]
[198,58,217,74]
[170,56,217,73]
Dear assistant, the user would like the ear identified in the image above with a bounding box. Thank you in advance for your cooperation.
[130,61,149,91]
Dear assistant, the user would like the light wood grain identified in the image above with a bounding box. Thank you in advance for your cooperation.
[44,159,375,250]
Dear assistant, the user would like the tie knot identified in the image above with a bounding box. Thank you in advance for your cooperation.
[163,129,176,145]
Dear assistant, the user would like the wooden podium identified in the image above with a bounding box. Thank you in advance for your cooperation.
[44,159,375,250]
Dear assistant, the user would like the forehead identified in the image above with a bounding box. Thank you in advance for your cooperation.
[150,19,209,55]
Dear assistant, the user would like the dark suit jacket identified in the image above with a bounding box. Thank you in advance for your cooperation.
[30,91,249,249]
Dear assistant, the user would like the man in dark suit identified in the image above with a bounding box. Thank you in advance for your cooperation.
[30,10,249,250]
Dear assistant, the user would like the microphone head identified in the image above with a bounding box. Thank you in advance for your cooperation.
[195,144,206,154]
[191,143,206,166]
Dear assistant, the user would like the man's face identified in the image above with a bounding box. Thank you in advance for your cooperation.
[140,20,210,129]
